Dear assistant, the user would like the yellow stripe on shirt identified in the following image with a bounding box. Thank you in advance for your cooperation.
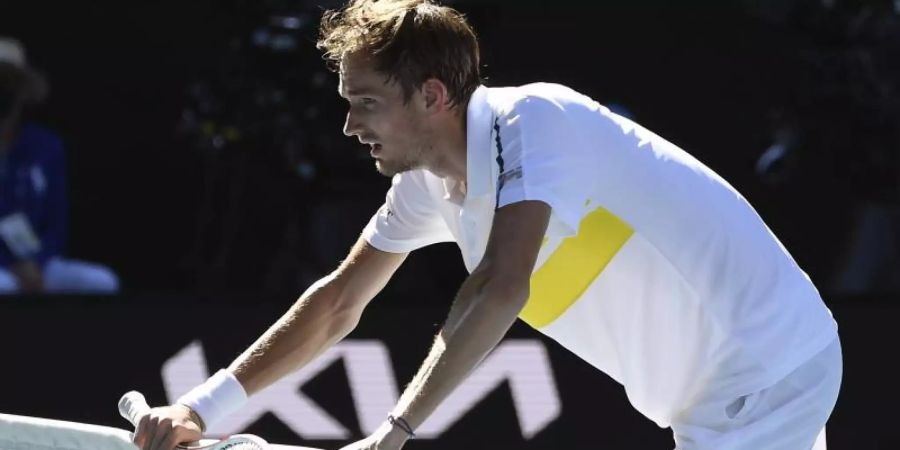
[519,207,634,328]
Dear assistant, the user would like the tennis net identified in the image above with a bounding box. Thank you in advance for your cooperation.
[0,413,316,450]
[0,413,135,450]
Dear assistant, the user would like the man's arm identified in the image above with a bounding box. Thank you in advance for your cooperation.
[378,200,550,447]
[229,236,407,394]
[134,236,407,450]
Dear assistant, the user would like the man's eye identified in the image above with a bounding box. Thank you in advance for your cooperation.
[361,98,376,106]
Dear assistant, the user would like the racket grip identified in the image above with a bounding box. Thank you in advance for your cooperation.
[118,391,152,426]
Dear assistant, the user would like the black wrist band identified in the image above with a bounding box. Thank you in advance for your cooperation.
[388,414,416,439]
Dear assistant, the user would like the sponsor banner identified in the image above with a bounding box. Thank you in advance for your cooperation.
[0,295,894,448]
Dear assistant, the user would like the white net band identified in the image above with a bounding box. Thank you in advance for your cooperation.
[0,413,135,450]
[0,414,317,450]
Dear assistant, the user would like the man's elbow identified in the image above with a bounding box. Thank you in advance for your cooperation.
[331,285,367,334]
[296,273,364,336]
[324,297,364,341]
[480,274,531,314]
[330,307,363,339]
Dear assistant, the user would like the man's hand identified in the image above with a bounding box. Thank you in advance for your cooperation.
[337,421,409,450]
[132,404,203,450]
[11,260,43,293]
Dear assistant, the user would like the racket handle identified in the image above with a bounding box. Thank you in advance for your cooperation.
[118,391,152,426]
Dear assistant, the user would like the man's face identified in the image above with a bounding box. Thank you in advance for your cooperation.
[0,67,26,150]
[338,53,431,176]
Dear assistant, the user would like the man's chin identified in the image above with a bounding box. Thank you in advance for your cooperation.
[374,159,415,177]
[374,160,395,177]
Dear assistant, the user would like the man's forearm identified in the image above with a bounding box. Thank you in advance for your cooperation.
[391,270,528,429]
[227,273,361,395]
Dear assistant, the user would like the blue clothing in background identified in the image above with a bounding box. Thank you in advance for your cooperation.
[0,122,68,267]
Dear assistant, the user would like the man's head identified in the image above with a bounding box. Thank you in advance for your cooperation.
[0,38,48,150]
[317,0,481,176]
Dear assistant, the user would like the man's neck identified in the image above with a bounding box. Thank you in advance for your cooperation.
[426,107,469,184]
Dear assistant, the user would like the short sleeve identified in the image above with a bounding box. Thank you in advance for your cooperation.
[494,96,591,236]
[362,170,454,253]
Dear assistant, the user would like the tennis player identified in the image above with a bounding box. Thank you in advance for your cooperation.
[132,1,842,449]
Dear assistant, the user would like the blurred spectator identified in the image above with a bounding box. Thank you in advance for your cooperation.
[0,37,118,294]
[801,0,900,295]
[749,0,900,294]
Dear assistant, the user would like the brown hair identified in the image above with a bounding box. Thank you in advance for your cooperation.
[317,0,481,108]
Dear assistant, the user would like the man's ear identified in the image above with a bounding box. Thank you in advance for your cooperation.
[420,78,450,112]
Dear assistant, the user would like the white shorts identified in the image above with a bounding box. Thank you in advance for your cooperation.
[671,336,842,450]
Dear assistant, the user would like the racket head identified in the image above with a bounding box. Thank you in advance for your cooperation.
[177,434,268,450]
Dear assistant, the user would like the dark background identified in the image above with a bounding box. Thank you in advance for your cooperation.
[4,0,895,296]
[1,0,898,449]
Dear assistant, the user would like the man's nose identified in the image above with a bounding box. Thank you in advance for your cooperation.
[343,112,361,137]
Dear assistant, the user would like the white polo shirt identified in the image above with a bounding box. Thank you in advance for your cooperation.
[362,84,838,428]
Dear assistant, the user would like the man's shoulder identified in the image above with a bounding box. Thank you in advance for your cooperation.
[485,83,601,146]
[487,83,594,116]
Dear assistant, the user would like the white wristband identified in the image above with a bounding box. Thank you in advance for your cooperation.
[176,369,248,430]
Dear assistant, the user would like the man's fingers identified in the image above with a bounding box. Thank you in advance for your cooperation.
[142,415,160,450]
[170,423,201,450]
[147,419,172,450]
[158,431,180,450]
[131,405,201,450]
[132,414,151,448]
